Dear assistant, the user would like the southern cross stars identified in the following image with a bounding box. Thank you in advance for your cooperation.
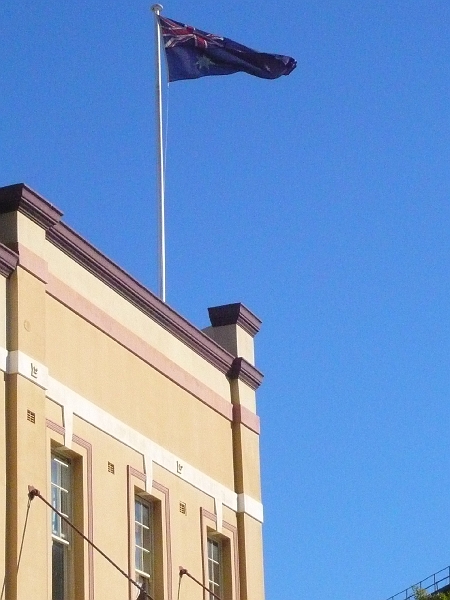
[196,55,215,71]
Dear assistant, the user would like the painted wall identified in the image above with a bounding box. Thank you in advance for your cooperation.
[0,185,264,600]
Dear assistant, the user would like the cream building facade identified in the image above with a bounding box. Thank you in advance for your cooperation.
[0,183,265,600]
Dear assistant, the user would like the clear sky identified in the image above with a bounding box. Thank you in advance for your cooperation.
[2,1,450,599]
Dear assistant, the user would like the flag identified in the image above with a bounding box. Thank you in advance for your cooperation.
[158,16,296,82]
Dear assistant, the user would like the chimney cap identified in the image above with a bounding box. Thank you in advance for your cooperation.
[208,303,261,337]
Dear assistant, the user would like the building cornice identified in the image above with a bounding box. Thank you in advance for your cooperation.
[0,184,263,389]
[0,244,19,277]
[0,183,63,230]
[228,357,263,390]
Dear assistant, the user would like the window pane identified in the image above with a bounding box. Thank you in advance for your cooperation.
[51,455,71,542]
[142,548,151,575]
[208,538,219,562]
[212,541,219,562]
[51,459,59,486]
[141,503,149,526]
[135,497,153,583]
[51,455,72,600]
[52,541,65,600]
[213,561,220,584]
[60,462,70,490]
[135,500,142,523]
[207,538,222,599]
[135,547,143,572]
[60,490,69,517]
[142,524,151,549]
[52,513,60,537]
[135,523,143,547]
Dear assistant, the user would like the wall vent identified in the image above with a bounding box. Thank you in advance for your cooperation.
[27,410,36,424]
[108,462,115,474]
[179,502,187,515]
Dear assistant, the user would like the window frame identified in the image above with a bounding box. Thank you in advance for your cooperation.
[201,508,238,600]
[134,495,154,596]
[51,453,72,600]
[127,467,167,600]
[207,536,223,600]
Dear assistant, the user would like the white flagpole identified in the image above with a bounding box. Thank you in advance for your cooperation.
[151,3,166,302]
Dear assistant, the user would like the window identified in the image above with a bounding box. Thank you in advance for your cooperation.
[51,454,71,600]
[207,537,222,600]
[201,510,235,600]
[135,497,153,595]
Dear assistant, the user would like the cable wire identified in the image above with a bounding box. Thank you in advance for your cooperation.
[178,566,223,600]
[0,496,32,600]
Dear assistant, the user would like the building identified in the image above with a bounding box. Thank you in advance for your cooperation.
[0,183,265,600]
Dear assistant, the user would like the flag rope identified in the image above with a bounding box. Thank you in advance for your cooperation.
[27,486,154,600]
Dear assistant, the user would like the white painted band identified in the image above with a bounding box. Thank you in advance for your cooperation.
[143,449,154,494]
[7,350,49,390]
[1,348,264,522]
[237,494,264,523]
[214,498,223,533]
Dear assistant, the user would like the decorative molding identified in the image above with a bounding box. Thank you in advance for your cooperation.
[45,418,65,436]
[0,185,263,396]
[0,345,264,521]
[46,376,265,521]
[128,466,146,483]
[127,467,136,600]
[228,357,264,391]
[208,303,262,337]
[72,435,95,600]
[152,480,173,600]
[1,351,265,524]
[0,184,264,390]
[0,244,18,278]
[0,183,63,230]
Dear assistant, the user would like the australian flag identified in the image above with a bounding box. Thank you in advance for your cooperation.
[158,16,297,82]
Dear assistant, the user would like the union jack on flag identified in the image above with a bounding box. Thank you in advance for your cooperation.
[157,15,296,82]
[159,17,223,49]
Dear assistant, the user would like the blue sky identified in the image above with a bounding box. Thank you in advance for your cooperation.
[2,1,450,598]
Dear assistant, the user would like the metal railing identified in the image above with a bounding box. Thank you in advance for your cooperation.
[386,566,450,600]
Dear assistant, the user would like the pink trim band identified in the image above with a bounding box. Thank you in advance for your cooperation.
[46,274,234,422]
[232,405,260,435]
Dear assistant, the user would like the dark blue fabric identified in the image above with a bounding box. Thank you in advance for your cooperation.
[159,17,296,82]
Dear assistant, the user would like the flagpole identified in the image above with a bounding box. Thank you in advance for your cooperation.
[151,3,166,302]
